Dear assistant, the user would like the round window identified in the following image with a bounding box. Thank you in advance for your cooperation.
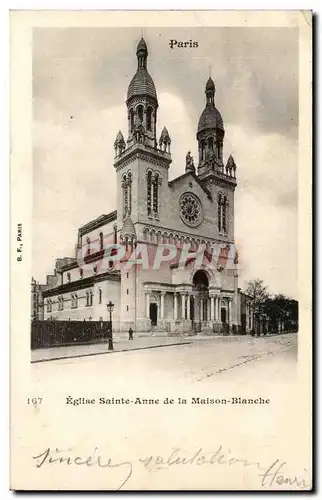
[179,193,203,227]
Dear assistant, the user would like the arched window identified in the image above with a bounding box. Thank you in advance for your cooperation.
[86,291,89,307]
[99,232,103,251]
[89,290,93,306]
[218,194,222,232]
[86,236,91,255]
[153,173,159,215]
[130,109,134,133]
[143,227,149,241]
[200,139,205,161]
[67,272,71,283]
[208,136,214,153]
[217,140,221,159]
[147,171,152,216]
[79,268,83,278]
[137,105,144,123]
[218,193,228,234]
[98,288,102,304]
[122,174,128,218]
[147,107,153,131]
[71,294,78,309]
[113,225,117,245]
[122,172,132,218]
[127,173,132,215]
[58,296,64,311]
[222,195,227,233]
[93,265,97,275]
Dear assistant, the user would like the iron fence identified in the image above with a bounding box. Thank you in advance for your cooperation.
[31,320,111,350]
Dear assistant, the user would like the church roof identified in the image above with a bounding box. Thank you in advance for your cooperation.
[197,104,224,134]
[168,171,212,199]
[127,68,157,102]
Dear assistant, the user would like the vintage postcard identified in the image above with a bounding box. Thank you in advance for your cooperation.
[10,10,312,491]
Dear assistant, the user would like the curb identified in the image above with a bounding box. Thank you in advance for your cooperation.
[31,340,192,364]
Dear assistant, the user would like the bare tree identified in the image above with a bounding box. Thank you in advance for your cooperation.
[245,279,269,336]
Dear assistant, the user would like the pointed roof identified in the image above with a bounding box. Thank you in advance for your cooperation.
[127,38,158,104]
[160,126,171,142]
[114,130,125,145]
[197,78,224,135]
[160,126,169,138]
[136,37,148,55]
[116,130,124,141]
[227,154,236,167]
[197,107,224,134]
[120,215,136,239]
[205,77,215,92]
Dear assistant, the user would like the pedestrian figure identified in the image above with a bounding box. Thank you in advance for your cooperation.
[128,327,133,340]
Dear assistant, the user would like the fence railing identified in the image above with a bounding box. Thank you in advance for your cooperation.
[31,320,111,350]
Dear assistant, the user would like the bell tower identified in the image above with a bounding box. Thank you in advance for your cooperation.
[197,77,225,178]
[113,38,172,231]
[126,38,158,149]
[196,77,237,241]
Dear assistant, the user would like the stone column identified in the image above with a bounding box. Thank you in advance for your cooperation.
[146,292,150,318]
[181,294,186,319]
[201,299,204,321]
[160,292,165,319]
[186,294,190,320]
[228,298,232,324]
[217,296,221,322]
[174,293,178,320]
[210,296,215,321]
[194,295,199,322]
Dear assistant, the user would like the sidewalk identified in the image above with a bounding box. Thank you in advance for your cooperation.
[31,331,294,363]
[31,335,193,363]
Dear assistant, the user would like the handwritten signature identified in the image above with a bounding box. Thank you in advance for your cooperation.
[32,446,310,490]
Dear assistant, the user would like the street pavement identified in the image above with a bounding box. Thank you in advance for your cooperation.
[31,333,297,385]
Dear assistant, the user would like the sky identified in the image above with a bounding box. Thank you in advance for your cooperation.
[32,27,298,298]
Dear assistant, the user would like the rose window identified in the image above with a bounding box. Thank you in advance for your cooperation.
[180,193,203,227]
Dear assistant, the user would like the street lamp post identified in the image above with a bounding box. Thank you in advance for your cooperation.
[106,301,115,350]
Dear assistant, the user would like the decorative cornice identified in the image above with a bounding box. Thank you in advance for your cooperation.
[114,143,171,171]
[78,211,117,236]
[143,282,175,288]
[43,271,121,298]
[198,171,237,189]
[60,261,79,272]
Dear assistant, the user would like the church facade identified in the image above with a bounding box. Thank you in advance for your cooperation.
[41,38,253,335]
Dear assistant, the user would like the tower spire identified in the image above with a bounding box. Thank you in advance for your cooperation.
[136,37,148,69]
[205,76,215,106]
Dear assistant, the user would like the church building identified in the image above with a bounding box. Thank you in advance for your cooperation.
[41,37,252,335]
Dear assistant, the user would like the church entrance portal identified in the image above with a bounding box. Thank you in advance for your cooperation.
[221,308,227,324]
[150,303,158,326]
[192,270,209,331]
